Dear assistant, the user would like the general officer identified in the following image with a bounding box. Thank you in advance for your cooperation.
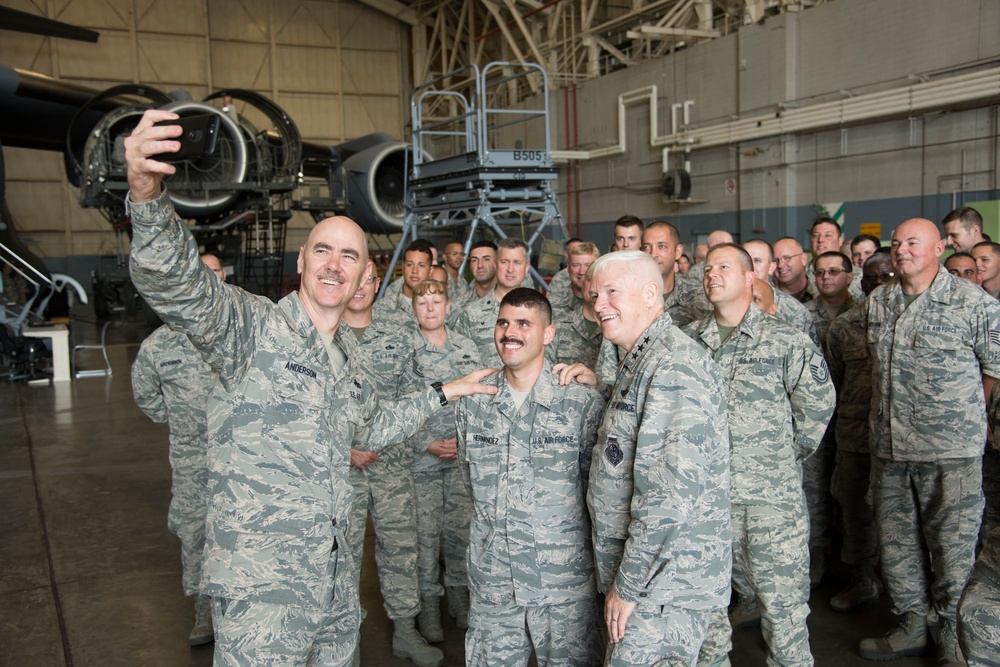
[593,221,710,384]
[457,288,605,667]
[560,250,732,667]
[124,108,495,667]
[130,252,226,646]
[859,218,1000,666]
[686,244,834,667]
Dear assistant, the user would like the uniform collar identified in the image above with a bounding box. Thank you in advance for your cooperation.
[491,361,555,413]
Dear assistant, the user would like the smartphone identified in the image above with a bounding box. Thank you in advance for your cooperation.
[152,114,221,163]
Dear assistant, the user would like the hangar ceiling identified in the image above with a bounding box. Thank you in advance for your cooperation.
[361,0,828,96]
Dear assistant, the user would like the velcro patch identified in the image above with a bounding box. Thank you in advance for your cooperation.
[809,354,829,384]
[604,436,624,467]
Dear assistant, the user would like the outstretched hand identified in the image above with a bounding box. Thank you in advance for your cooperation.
[123,109,184,203]
[442,368,499,401]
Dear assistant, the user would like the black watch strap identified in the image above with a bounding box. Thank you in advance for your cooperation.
[431,381,448,406]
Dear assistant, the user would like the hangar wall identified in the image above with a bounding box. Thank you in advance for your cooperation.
[550,0,1000,250]
[1,0,406,280]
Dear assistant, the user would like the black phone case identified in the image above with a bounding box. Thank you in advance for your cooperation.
[152,114,221,163]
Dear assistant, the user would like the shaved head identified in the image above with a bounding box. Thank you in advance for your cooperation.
[890,218,945,293]
[751,278,778,315]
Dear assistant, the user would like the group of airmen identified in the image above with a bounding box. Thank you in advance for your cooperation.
[126,108,1000,667]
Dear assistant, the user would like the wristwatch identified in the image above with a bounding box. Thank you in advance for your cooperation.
[431,381,448,406]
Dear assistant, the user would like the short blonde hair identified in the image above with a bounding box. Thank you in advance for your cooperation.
[568,242,600,258]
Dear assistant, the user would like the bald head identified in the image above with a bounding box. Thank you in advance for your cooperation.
[201,253,226,281]
[751,278,778,315]
[707,231,734,248]
[296,215,370,332]
[305,216,369,259]
[890,218,944,291]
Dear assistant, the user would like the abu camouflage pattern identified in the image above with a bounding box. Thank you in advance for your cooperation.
[401,327,483,597]
[132,324,218,596]
[546,305,603,371]
[773,289,820,347]
[683,304,835,507]
[129,191,446,612]
[865,266,1000,462]
[588,314,732,610]
[456,363,604,608]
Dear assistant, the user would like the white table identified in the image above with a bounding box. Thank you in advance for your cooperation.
[22,324,70,382]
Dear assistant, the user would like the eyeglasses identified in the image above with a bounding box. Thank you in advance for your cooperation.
[815,268,849,277]
[775,253,804,264]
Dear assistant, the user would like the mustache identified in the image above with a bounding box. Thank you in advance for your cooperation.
[499,337,523,345]
[318,271,348,282]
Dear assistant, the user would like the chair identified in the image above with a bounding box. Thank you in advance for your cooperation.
[74,321,112,378]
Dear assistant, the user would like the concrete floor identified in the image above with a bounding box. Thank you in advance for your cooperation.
[0,315,936,667]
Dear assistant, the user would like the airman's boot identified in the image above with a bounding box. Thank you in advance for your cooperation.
[447,585,470,629]
[830,563,880,612]
[858,611,931,660]
[936,618,966,667]
[418,595,444,643]
[393,616,444,667]
[188,595,214,646]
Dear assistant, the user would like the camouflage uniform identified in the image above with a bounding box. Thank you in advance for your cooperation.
[801,295,855,573]
[545,305,602,371]
[982,445,1000,548]
[958,524,1000,666]
[865,266,1000,625]
[825,303,878,573]
[345,326,421,622]
[545,267,572,311]
[594,280,711,384]
[667,276,711,329]
[588,314,732,667]
[131,325,217,597]
[371,279,419,333]
[456,363,605,666]
[685,304,835,667]
[401,327,482,599]
[773,290,820,347]
[129,191,447,666]
[446,272,474,307]
[454,290,504,367]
